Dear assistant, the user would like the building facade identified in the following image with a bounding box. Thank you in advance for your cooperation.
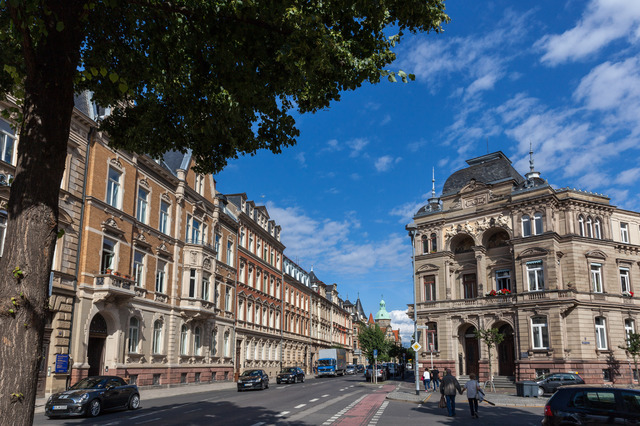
[408,151,640,384]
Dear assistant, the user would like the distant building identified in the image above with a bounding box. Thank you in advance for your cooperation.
[372,298,402,347]
[343,295,367,365]
[408,151,640,384]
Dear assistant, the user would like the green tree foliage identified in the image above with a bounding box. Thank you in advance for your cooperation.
[620,332,640,382]
[474,328,504,380]
[359,324,392,364]
[0,1,448,422]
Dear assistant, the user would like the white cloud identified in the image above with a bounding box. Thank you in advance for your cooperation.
[389,195,429,224]
[389,310,414,345]
[537,0,640,66]
[374,156,401,172]
[295,152,307,168]
[615,167,640,185]
[347,138,369,157]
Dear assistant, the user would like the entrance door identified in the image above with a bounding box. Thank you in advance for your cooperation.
[464,326,479,376]
[498,324,515,376]
[87,314,108,376]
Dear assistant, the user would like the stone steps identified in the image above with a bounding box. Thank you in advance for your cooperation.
[457,375,516,389]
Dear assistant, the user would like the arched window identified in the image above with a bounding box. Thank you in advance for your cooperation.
[422,236,429,254]
[152,320,163,354]
[194,326,202,355]
[586,217,593,238]
[522,215,531,237]
[578,215,585,237]
[128,317,140,353]
[430,233,437,253]
[180,325,188,355]
[594,218,602,239]
[533,212,543,235]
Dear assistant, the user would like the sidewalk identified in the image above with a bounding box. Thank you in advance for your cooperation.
[385,377,546,407]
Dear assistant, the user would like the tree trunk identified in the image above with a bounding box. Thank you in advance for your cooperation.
[0,4,83,423]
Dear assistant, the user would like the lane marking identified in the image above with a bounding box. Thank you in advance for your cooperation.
[310,398,319,402]
[277,411,290,417]
[295,404,306,409]
[322,394,330,397]
[367,400,389,426]
[185,408,202,413]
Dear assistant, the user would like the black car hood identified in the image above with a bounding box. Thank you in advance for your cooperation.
[53,389,99,399]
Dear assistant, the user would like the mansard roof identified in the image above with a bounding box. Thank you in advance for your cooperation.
[442,151,524,196]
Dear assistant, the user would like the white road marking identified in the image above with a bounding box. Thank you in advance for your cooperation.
[309,398,319,402]
[185,408,202,413]
[277,411,290,417]
[368,400,389,425]
[322,394,330,397]
[295,404,306,409]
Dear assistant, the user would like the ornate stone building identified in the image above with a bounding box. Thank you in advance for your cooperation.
[343,295,367,365]
[408,151,640,385]
[282,257,313,373]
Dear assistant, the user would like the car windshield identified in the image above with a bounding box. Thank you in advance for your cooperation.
[318,359,334,366]
[69,378,105,390]
[241,370,261,377]
[280,368,296,373]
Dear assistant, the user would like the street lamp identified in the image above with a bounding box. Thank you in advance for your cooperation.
[407,223,420,396]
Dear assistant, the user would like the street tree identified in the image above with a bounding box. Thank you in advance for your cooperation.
[359,324,392,365]
[0,0,448,421]
[620,332,640,383]
[474,327,505,383]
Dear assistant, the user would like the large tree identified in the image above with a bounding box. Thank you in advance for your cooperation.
[0,0,448,421]
[359,324,392,364]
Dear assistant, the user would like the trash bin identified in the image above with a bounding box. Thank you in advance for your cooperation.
[515,382,524,397]
[522,381,538,397]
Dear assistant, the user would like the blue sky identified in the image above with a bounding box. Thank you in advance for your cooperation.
[215,0,640,344]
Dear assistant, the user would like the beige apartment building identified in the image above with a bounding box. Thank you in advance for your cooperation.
[408,151,640,385]
[282,257,313,373]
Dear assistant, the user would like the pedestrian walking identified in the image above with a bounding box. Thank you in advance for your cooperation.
[422,369,431,392]
[463,373,480,418]
[431,366,440,391]
[439,368,462,417]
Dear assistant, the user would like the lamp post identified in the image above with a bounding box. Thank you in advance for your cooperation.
[407,224,420,395]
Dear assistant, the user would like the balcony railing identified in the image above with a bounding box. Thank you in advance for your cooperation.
[93,274,136,302]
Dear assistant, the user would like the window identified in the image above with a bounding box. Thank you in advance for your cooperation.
[133,251,145,287]
[180,325,188,355]
[586,217,593,238]
[215,234,221,260]
[531,316,549,349]
[0,213,7,257]
[240,228,245,247]
[195,174,204,195]
[422,236,429,254]
[527,261,544,291]
[194,326,202,355]
[430,233,437,253]
[594,219,602,239]
[622,223,630,243]
[621,268,631,294]
[534,212,543,235]
[495,269,511,292]
[136,187,149,224]
[201,274,210,301]
[625,319,635,343]
[591,263,603,293]
[211,330,217,356]
[152,321,163,354]
[578,215,585,236]
[463,273,477,299]
[424,275,436,301]
[159,200,170,234]
[189,269,197,298]
[595,317,607,350]
[186,214,202,244]
[425,322,438,352]
[155,261,166,293]
[522,215,531,237]
[106,167,122,209]
[128,317,139,353]
[224,332,230,357]
[101,237,116,273]
[0,119,16,165]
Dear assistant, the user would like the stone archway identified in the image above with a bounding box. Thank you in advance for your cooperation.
[87,313,108,376]
[497,324,515,376]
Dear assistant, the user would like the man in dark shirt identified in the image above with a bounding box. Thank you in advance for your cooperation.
[440,368,462,416]
[431,366,440,391]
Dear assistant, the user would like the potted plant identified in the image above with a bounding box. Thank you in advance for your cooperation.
[486,289,497,297]
[497,288,511,296]
[623,291,634,298]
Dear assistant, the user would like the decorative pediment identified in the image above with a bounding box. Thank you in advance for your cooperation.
[585,249,607,260]
[109,157,123,170]
[417,263,439,272]
[101,217,124,238]
[133,232,152,251]
[139,178,150,189]
[459,179,487,194]
[517,247,549,259]
[156,242,172,259]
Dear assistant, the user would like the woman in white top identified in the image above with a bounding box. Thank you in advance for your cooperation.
[463,373,480,418]
[422,369,431,391]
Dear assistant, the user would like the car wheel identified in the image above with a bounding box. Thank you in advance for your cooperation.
[265,381,269,389]
[301,376,305,383]
[538,386,545,397]
[87,399,101,417]
[128,394,140,410]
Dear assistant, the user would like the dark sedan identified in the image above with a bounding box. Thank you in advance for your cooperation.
[536,372,584,396]
[237,369,269,391]
[276,367,305,384]
[45,376,140,418]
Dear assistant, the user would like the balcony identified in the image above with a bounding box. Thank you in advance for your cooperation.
[93,274,136,303]
[179,297,217,319]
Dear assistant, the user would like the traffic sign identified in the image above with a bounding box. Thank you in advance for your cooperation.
[373,349,378,358]
[411,342,421,352]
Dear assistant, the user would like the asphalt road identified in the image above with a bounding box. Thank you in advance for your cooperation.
[34,374,544,426]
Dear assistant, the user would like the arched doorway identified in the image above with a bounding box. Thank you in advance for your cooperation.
[87,314,107,376]
[497,324,515,376]
[464,325,479,376]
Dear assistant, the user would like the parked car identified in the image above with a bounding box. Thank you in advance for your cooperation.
[365,365,387,382]
[387,363,399,377]
[356,364,365,374]
[345,364,356,375]
[536,372,584,396]
[276,367,305,384]
[543,385,640,425]
[237,369,270,391]
[45,376,140,418]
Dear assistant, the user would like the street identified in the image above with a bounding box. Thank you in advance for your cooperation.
[34,374,544,425]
